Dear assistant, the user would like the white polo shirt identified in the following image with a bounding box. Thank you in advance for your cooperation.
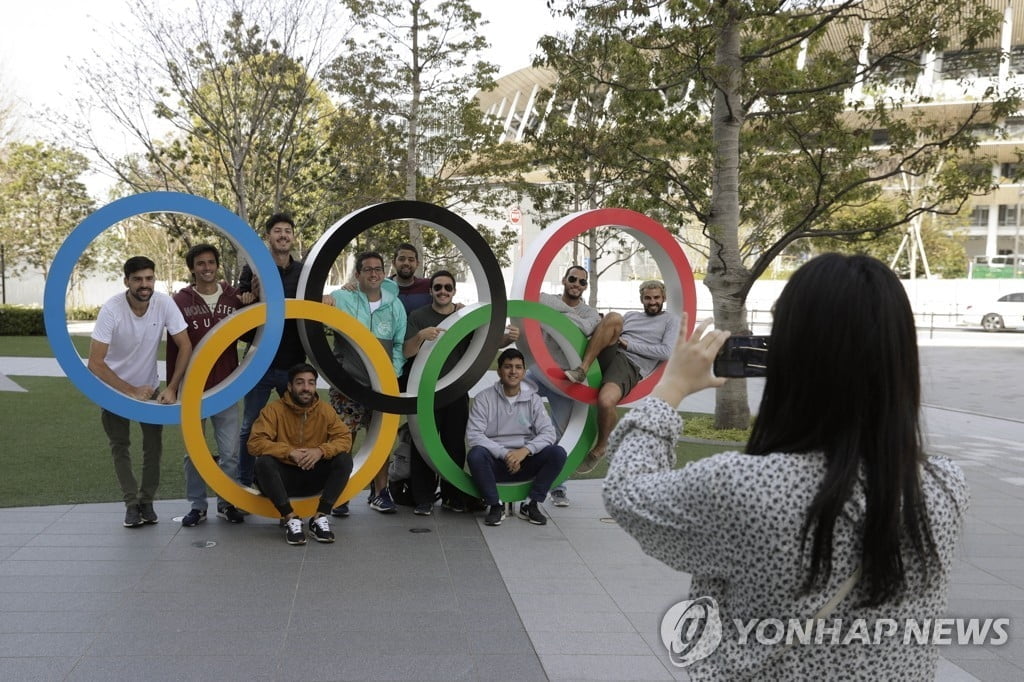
[92,291,187,390]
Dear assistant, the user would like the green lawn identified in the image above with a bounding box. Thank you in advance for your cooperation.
[0,334,93,357]
[1,335,737,507]
[0,375,191,507]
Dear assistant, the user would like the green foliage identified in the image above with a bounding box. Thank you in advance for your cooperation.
[324,0,521,270]
[0,141,99,284]
[815,202,969,278]
[67,307,100,321]
[0,306,45,336]
[546,0,1018,428]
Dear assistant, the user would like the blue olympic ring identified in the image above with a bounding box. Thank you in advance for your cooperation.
[44,192,285,424]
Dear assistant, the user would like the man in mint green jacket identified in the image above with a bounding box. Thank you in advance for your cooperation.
[328,251,406,513]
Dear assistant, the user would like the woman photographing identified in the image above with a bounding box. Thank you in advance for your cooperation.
[603,254,968,679]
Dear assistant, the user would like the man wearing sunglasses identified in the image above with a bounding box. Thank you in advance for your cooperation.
[401,271,520,514]
[524,264,602,507]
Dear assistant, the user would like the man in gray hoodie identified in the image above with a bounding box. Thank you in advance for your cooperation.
[466,349,567,527]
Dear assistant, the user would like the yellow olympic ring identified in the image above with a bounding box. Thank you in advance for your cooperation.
[181,300,400,518]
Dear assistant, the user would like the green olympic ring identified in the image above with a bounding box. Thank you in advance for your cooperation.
[408,300,598,501]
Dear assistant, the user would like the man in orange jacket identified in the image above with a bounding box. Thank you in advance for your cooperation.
[248,363,353,546]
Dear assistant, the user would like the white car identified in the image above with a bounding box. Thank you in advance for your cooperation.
[963,292,1024,331]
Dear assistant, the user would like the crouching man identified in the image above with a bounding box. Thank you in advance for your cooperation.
[466,349,567,527]
[248,364,354,545]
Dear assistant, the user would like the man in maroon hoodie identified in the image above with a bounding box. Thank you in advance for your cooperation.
[167,244,246,527]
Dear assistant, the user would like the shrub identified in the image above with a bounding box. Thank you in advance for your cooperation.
[67,306,100,321]
[0,305,45,335]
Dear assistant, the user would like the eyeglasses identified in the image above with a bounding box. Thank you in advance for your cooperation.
[360,266,385,274]
[432,283,454,292]
[567,275,587,286]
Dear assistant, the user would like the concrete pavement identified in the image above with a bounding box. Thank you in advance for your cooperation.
[1,332,1023,680]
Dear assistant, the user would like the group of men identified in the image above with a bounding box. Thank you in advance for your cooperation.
[87,213,680,544]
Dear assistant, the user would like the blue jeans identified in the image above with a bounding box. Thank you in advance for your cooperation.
[238,367,290,486]
[525,367,574,495]
[184,402,240,512]
[466,444,567,507]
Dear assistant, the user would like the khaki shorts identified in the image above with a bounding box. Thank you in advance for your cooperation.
[597,346,640,398]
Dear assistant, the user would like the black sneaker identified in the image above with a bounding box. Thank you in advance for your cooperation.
[284,518,306,545]
[518,500,547,526]
[370,487,397,513]
[181,509,207,527]
[217,505,245,524]
[331,503,350,517]
[484,504,505,526]
[441,498,466,513]
[309,515,335,543]
[123,504,143,528]
[413,503,432,516]
[139,502,158,524]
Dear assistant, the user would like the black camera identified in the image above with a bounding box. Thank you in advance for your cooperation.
[713,335,768,378]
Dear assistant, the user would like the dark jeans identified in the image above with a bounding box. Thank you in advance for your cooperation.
[101,409,162,507]
[466,444,567,507]
[409,394,469,506]
[254,453,354,518]
[238,367,290,486]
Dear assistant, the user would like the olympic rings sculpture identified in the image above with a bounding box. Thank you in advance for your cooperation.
[46,192,696,514]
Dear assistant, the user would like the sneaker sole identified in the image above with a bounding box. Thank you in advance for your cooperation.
[312,534,335,543]
[286,536,307,545]
[216,511,244,524]
[371,506,397,514]
[123,521,144,528]
[413,509,432,516]
[552,501,570,507]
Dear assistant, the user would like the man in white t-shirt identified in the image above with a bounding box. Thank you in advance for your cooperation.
[88,256,192,529]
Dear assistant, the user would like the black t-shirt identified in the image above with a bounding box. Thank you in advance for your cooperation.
[237,258,306,369]
[405,304,471,378]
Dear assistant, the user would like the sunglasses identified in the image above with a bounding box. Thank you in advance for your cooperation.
[432,283,454,292]
[567,275,588,286]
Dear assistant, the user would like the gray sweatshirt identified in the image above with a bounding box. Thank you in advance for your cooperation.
[540,292,602,368]
[620,310,681,378]
[467,381,557,459]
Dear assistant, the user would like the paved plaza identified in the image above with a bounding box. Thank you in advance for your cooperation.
[0,331,1023,680]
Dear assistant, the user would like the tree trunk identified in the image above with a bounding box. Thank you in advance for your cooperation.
[405,0,425,273]
[704,2,753,430]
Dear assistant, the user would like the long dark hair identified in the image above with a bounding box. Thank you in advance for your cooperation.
[745,254,937,606]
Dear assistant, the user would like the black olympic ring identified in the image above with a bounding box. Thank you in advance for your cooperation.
[297,200,509,414]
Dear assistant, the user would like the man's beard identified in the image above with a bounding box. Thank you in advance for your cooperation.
[290,389,314,405]
[645,305,663,316]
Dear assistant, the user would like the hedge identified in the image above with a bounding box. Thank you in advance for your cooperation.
[0,305,98,335]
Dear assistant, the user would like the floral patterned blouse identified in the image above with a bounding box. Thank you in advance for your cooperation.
[603,397,969,680]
